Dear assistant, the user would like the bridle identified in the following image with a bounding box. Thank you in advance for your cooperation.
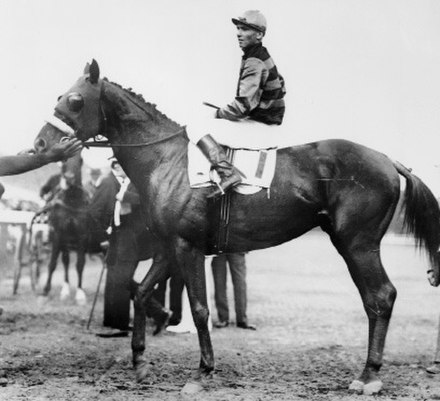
[46,79,186,149]
[46,114,185,149]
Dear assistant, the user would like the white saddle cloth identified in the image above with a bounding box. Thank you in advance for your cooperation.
[186,117,298,194]
[188,143,277,195]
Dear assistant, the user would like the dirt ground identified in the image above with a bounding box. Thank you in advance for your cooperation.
[1,231,440,401]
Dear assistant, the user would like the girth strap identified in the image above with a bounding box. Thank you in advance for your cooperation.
[210,148,235,254]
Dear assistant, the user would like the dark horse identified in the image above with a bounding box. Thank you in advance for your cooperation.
[34,60,440,395]
[42,153,91,304]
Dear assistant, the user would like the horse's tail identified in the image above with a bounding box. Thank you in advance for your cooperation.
[393,160,440,285]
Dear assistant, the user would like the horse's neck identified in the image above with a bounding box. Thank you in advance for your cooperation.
[102,82,192,220]
[115,134,190,186]
[104,82,184,142]
[104,83,189,178]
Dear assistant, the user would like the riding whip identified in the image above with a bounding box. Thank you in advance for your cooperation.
[86,254,106,330]
[202,101,220,110]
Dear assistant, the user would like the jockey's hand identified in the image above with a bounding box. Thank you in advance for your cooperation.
[46,139,83,162]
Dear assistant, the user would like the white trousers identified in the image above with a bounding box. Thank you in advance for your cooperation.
[186,107,287,150]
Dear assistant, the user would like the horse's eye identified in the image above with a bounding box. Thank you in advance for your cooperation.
[67,92,84,112]
[57,95,62,101]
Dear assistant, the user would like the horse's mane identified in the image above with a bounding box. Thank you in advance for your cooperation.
[104,78,182,132]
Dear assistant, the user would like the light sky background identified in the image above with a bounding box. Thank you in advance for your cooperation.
[1,0,440,193]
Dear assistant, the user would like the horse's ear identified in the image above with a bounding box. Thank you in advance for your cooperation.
[89,59,100,84]
[83,62,90,74]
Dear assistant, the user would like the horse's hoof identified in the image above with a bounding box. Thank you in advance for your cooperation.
[426,363,440,374]
[37,295,49,305]
[135,360,149,383]
[427,270,438,286]
[181,381,204,395]
[348,379,364,394]
[363,380,383,395]
[75,289,87,305]
[60,282,70,300]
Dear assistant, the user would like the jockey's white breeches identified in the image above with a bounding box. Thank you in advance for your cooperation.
[186,108,285,150]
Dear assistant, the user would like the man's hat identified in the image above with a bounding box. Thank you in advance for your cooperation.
[232,10,267,34]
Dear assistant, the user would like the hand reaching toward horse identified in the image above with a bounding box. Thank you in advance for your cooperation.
[46,139,83,162]
[0,138,82,177]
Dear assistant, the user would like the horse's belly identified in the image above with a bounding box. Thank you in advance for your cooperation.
[207,193,319,254]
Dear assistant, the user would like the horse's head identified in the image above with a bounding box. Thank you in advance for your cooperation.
[34,59,185,158]
[34,59,103,153]
[53,59,103,144]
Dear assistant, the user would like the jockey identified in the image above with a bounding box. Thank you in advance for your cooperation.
[189,10,286,198]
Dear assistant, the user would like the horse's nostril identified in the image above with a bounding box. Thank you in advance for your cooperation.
[34,138,47,152]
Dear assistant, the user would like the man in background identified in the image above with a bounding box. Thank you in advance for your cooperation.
[90,160,171,337]
[211,253,256,330]
[84,168,102,198]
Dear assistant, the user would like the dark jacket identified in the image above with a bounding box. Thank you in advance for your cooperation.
[88,172,120,242]
[40,173,61,200]
[217,42,286,125]
[106,182,154,264]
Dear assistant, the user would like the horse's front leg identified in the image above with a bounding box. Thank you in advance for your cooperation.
[60,250,71,300]
[43,241,60,295]
[74,248,86,305]
[175,238,214,379]
[132,253,170,382]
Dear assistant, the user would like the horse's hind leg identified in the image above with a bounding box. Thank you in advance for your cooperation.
[60,250,71,300]
[75,249,87,305]
[333,234,396,395]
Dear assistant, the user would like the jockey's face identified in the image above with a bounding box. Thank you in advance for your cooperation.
[236,24,263,50]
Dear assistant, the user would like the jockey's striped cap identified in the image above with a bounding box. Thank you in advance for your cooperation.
[232,10,267,34]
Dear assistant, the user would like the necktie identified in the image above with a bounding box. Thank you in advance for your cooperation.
[114,178,130,227]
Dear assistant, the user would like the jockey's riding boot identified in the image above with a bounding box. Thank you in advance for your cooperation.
[196,134,244,198]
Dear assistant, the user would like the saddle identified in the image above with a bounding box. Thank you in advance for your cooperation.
[190,143,278,254]
[188,143,277,195]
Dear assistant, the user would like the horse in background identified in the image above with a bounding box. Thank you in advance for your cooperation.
[42,152,91,304]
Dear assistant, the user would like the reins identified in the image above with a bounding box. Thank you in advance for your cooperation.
[81,129,186,148]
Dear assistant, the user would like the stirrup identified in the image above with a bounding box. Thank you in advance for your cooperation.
[207,175,242,199]
[208,169,225,198]
[213,181,225,196]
